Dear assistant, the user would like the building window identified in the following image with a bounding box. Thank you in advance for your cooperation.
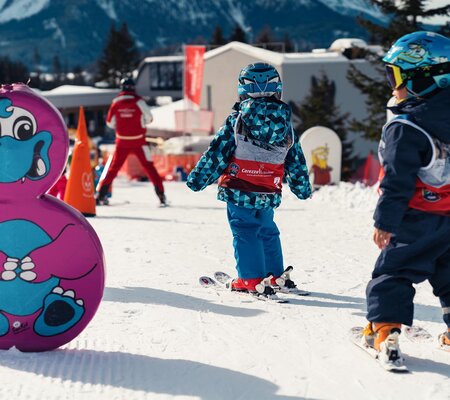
[149,62,182,91]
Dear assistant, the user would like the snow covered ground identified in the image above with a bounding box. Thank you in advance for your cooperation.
[1,179,449,400]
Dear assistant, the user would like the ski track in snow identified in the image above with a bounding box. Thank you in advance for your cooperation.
[0,179,448,400]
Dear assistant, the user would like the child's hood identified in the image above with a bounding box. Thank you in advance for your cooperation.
[237,97,292,145]
[391,88,450,142]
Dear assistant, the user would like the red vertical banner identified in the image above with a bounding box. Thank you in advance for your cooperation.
[184,45,206,107]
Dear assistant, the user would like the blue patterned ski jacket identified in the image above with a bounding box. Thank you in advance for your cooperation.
[187,97,311,209]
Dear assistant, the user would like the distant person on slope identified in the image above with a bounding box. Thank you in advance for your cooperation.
[362,31,450,367]
[96,77,167,207]
[187,63,311,298]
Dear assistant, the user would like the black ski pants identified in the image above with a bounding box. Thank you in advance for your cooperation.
[367,208,450,327]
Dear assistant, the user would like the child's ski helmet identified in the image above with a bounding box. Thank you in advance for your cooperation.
[238,63,282,100]
[383,31,450,98]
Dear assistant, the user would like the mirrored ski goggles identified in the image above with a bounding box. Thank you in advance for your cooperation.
[385,64,405,90]
[385,62,450,90]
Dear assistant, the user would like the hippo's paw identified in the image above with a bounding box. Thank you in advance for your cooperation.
[34,287,85,337]
[2,256,36,281]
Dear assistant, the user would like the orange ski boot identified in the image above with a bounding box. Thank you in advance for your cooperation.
[438,329,450,349]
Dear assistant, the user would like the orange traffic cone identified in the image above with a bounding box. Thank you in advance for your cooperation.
[64,107,96,217]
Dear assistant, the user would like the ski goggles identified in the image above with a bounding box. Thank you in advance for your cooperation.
[385,64,405,90]
[385,62,450,90]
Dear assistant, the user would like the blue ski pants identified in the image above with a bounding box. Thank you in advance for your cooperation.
[226,203,283,279]
[367,209,450,328]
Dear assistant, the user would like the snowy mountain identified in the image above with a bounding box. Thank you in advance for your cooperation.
[317,0,385,20]
[0,0,385,69]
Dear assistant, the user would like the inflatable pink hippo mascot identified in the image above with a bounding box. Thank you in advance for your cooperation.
[0,84,105,352]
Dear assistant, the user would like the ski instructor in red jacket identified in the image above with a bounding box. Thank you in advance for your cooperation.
[96,77,167,206]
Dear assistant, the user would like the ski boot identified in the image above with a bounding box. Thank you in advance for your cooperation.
[155,187,168,207]
[228,275,277,297]
[227,278,261,293]
[361,322,375,348]
[226,275,286,303]
[365,322,405,369]
[438,330,450,350]
[95,185,110,206]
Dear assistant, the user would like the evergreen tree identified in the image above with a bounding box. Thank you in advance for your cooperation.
[290,73,355,180]
[283,33,295,53]
[52,55,62,85]
[0,56,29,84]
[211,26,227,46]
[31,47,42,88]
[52,55,62,75]
[348,0,450,141]
[255,26,276,50]
[71,65,87,86]
[97,22,140,87]
[229,24,247,43]
[33,47,41,71]
[189,36,207,45]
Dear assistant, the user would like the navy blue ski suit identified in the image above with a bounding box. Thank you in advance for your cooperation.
[367,88,450,328]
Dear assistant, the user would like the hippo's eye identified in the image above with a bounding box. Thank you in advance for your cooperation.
[13,116,36,140]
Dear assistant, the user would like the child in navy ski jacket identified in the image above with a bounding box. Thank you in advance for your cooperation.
[187,63,311,296]
[362,32,450,366]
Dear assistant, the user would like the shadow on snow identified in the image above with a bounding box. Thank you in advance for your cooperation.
[405,355,450,378]
[103,286,265,318]
[0,348,315,399]
[291,291,444,324]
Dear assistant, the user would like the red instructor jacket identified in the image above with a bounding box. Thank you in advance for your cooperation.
[106,91,153,144]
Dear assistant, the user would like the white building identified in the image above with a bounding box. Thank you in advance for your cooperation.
[41,85,119,137]
[137,41,382,157]
[136,55,184,101]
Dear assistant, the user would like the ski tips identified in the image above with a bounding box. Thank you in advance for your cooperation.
[213,271,232,283]
[199,276,216,286]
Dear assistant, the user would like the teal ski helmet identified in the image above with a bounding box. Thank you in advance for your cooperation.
[238,63,282,100]
[383,31,450,98]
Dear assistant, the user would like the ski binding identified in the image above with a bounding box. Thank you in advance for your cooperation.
[200,273,288,303]
[350,326,409,373]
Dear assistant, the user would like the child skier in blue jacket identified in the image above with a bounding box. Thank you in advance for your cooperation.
[362,31,450,368]
[187,63,311,297]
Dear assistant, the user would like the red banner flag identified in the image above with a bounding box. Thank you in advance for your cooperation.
[184,45,206,107]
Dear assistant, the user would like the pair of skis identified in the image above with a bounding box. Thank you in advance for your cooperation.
[350,324,448,373]
[199,269,310,304]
